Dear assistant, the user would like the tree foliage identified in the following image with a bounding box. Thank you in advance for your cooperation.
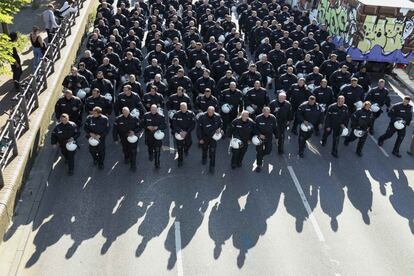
[0,0,31,74]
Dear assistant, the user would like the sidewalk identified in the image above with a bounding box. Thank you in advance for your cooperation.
[392,68,414,95]
[0,0,65,127]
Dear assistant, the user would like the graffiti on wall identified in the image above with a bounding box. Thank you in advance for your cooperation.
[317,0,357,45]
[316,0,414,63]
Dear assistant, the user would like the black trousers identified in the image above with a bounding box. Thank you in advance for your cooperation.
[277,124,286,153]
[231,143,248,167]
[120,136,138,167]
[298,129,313,154]
[11,64,22,91]
[59,144,75,171]
[89,139,106,165]
[379,123,406,153]
[345,129,368,153]
[202,138,217,167]
[222,111,238,136]
[322,127,341,154]
[146,135,162,167]
[371,110,382,130]
[176,133,192,162]
[256,139,272,166]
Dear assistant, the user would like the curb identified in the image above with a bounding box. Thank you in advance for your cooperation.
[0,0,99,244]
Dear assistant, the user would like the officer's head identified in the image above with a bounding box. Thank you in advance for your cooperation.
[177,86,184,96]
[226,70,233,78]
[275,43,281,50]
[342,65,349,73]
[150,104,158,114]
[363,101,371,110]
[219,54,225,62]
[330,54,337,61]
[263,106,271,117]
[298,78,305,87]
[346,55,352,62]
[378,79,385,88]
[261,54,268,62]
[122,107,130,117]
[103,57,110,65]
[207,106,215,117]
[308,95,316,105]
[154,74,161,82]
[84,50,92,58]
[337,95,345,106]
[249,64,256,72]
[150,85,157,94]
[92,107,102,117]
[129,74,136,82]
[254,81,261,89]
[287,66,294,74]
[204,88,212,97]
[92,88,101,98]
[351,77,358,87]
[71,67,78,76]
[237,51,244,58]
[60,113,69,124]
[278,92,286,102]
[313,66,319,73]
[64,89,73,99]
[151,59,158,66]
[203,69,210,78]
[78,62,86,71]
[293,41,299,48]
[321,79,327,87]
[180,102,188,113]
[241,110,249,121]
[229,82,237,90]
[314,44,320,51]
[403,96,411,106]
[287,58,293,65]
[123,85,132,96]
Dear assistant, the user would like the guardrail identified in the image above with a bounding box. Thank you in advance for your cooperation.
[0,0,86,187]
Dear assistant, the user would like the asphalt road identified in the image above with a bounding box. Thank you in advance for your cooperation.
[0,75,413,276]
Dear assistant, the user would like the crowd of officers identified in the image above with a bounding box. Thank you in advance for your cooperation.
[51,0,413,175]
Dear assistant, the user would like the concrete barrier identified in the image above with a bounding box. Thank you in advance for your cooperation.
[0,0,99,243]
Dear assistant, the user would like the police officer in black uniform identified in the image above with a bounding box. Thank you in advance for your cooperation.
[254,107,278,172]
[287,78,313,135]
[244,80,270,119]
[194,88,219,115]
[269,91,292,154]
[229,110,256,169]
[364,79,391,134]
[85,88,112,116]
[321,96,349,158]
[338,77,364,114]
[116,84,146,116]
[84,107,110,169]
[142,104,167,169]
[113,107,141,171]
[219,82,244,137]
[344,101,373,156]
[196,106,223,173]
[297,95,324,157]
[378,96,413,157]
[51,113,80,175]
[142,85,165,111]
[55,90,83,127]
[172,102,196,167]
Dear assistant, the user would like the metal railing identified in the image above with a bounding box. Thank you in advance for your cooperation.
[0,0,86,186]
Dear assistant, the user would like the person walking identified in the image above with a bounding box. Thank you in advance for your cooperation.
[29,26,45,70]
[9,32,22,93]
[42,4,60,43]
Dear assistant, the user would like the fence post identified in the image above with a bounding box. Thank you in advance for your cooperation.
[31,77,39,109]
[48,46,55,74]
[40,59,48,90]
[19,95,30,130]
[7,119,18,157]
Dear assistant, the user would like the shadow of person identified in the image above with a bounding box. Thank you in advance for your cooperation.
[232,179,282,268]
[389,169,414,234]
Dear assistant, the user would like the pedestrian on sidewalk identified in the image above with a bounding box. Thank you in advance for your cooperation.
[42,4,60,43]
[58,0,78,19]
[9,32,22,92]
[29,26,45,70]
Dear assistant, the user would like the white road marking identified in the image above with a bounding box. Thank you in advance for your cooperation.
[174,221,184,276]
[368,135,390,157]
[287,166,325,242]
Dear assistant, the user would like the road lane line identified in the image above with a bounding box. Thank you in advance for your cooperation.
[287,166,326,242]
[368,135,390,157]
[174,221,184,276]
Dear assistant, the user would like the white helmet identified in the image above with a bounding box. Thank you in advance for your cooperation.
[394,119,406,130]
[319,103,326,113]
[104,93,113,102]
[196,112,203,120]
[297,73,305,79]
[212,131,223,141]
[266,76,272,85]
[354,101,363,110]
[218,35,225,43]
[157,107,164,116]
[154,130,165,140]
[127,134,138,143]
[130,108,140,119]
[340,84,348,91]
[168,110,176,119]
[88,137,100,146]
[252,135,262,146]
[308,84,316,92]
[221,103,232,114]
[66,141,77,151]
[341,127,349,137]
[300,123,313,132]
[353,129,365,138]
[242,87,250,95]
[231,6,237,12]
[370,103,380,113]
[246,106,255,114]
[77,89,87,99]
[230,138,243,149]
[174,132,184,140]
[120,75,128,84]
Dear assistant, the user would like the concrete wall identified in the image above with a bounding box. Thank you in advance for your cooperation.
[0,0,99,243]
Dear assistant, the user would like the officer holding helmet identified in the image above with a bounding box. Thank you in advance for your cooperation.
[378,96,413,157]
[113,107,141,171]
[254,107,278,172]
[51,113,80,175]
